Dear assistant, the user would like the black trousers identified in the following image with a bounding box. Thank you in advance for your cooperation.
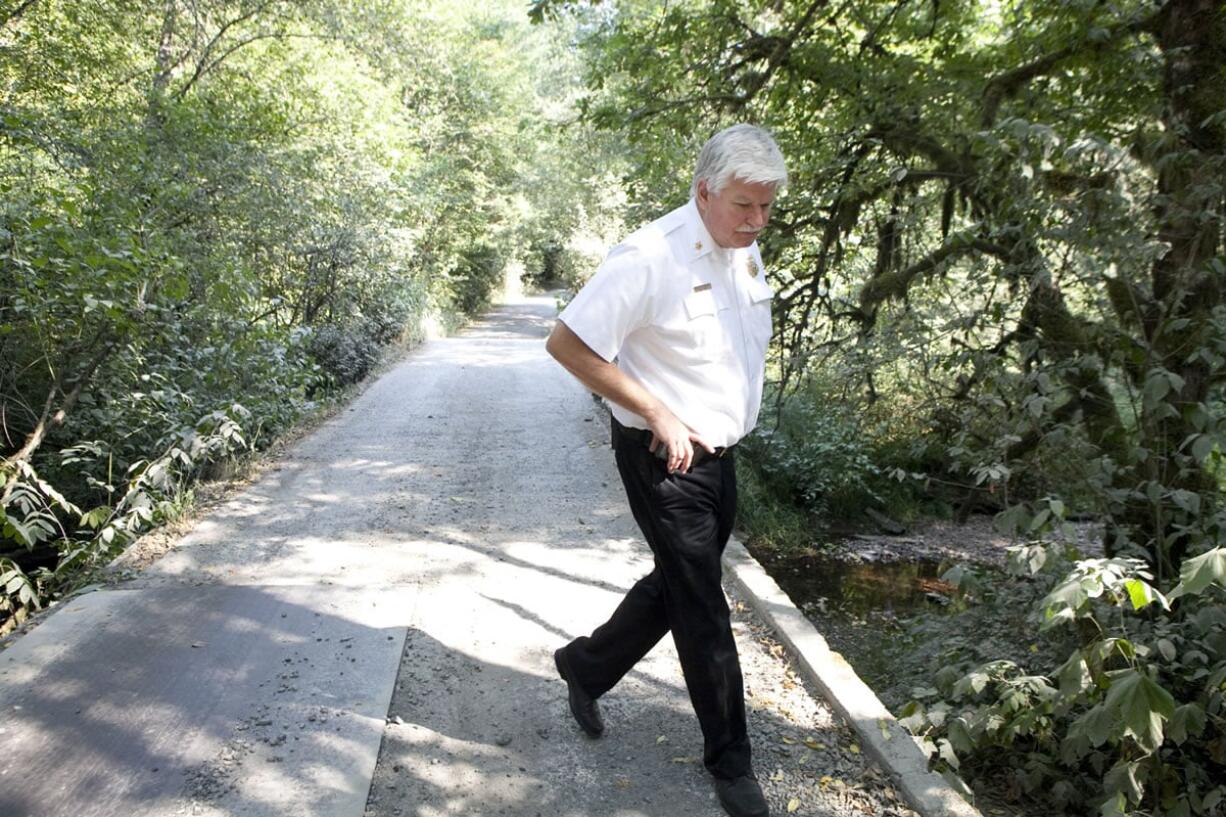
[561,418,751,780]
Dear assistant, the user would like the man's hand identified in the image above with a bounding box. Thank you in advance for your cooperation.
[644,406,715,474]
[546,322,712,473]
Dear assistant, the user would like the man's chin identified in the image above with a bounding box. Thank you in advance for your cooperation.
[733,232,759,246]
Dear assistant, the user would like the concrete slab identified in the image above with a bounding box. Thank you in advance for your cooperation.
[0,584,415,817]
[723,541,982,817]
[0,297,930,817]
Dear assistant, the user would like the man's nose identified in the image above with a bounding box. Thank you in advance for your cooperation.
[747,207,768,229]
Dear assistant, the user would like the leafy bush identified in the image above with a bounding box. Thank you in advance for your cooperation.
[449,243,506,316]
[524,238,606,292]
[305,323,385,388]
[901,531,1226,817]
[1,405,251,634]
[739,390,925,523]
[733,455,815,553]
[1,0,604,634]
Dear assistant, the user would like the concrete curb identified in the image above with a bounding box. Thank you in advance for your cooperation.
[722,539,982,817]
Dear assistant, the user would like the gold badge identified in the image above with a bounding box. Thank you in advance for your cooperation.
[746,257,760,278]
[694,240,703,251]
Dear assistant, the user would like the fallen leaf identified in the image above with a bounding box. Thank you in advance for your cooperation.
[803,738,824,750]
[787,798,800,813]
[770,769,785,782]
[781,736,797,745]
[878,718,891,740]
[670,756,698,764]
[656,735,668,744]
[848,743,861,754]
[819,776,834,789]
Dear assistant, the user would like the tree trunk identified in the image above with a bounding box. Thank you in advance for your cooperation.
[1118,0,1226,577]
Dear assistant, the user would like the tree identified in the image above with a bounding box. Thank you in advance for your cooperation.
[541,0,1225,579]
[0,0,608,628]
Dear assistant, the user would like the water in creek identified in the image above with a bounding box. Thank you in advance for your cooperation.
[754,549,972,702]
[763,552,962,617]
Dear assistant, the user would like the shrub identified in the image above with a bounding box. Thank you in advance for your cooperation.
[739,389,926,523]
[449,243,505,316]
[900,529,1226,817]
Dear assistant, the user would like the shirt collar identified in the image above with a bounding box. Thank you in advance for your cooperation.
[684,198,721,262]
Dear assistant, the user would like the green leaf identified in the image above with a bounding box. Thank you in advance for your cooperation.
[1169,490,1200,515]
[1168,703,1205,744]
[1099,790,1128,817]
[80,506,112,530]
[1123,578,1167,611]
[994,503,1029,536]
[1190,434,1214,462]
[1028,508,1051,533]
[1103,760,1144,806]
[946,717,974,753]
[1056,651,1092,697]
[1168,548,1226,600]
[936,738,959,770]
[1103,669,1175,751]
[952,669,990,698]
[1069,703,1114,748]
[1143,371,1171,408]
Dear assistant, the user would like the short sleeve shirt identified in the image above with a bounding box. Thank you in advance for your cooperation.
[558,199,774,448]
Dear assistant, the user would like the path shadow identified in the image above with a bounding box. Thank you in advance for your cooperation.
[368,626,857,817]
[0,585,406,817]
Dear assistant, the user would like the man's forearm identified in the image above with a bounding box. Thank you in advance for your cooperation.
[545,321,665,424]
[546,320,713,471]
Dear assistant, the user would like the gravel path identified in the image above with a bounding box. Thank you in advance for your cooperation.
[1,295,915,817]
[351,296,912,817]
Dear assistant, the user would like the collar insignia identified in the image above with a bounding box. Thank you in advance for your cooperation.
[746,257,760,278]
[694,240,703,251]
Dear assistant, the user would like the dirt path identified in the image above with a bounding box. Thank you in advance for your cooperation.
[0,296,913,817]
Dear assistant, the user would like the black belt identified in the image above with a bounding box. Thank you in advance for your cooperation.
[614,420,734,466]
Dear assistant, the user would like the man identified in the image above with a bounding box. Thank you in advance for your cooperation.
[546,123,787,817]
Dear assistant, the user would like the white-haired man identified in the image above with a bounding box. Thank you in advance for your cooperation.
[546,124,787,817]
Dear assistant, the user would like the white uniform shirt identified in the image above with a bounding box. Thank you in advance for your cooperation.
[558,199,774,448]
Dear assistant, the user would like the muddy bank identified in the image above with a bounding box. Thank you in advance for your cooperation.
[746,514,1101,708]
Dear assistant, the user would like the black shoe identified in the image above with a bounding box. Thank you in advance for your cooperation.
[553,647,604,737]
[715,775,770,817]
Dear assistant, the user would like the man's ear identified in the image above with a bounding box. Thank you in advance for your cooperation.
[695,179,710,211]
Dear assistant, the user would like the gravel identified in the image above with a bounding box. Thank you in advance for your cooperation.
[3,294,919,817]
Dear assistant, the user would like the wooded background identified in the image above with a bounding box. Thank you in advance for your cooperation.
[3,1,1224,815]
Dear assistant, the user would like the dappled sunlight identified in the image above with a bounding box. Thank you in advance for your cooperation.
[366,624,726,817]
[0,585,409,816]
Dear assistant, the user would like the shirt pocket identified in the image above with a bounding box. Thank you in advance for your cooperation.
[659,288,728,362]
[683,288,717,320]
[745,289,773,364]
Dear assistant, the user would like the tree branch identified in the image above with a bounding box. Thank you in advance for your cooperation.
[2,341,113,478]
[857,233,1011,317]
[0,0,38,30]
[172,0,283,99]
[980,7,1168,127]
